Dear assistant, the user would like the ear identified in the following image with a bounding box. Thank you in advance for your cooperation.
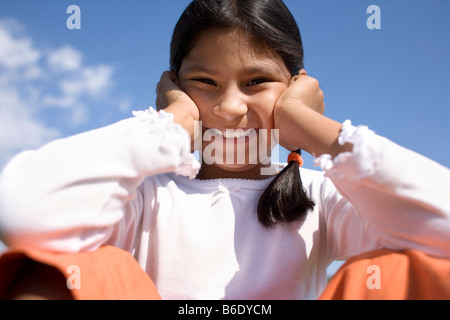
[299,69,307,76]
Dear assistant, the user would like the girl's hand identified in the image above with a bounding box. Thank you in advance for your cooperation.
[156,71,200,150]
[274,71,352,158]
[274,71,326,152]
[277,71,325,115]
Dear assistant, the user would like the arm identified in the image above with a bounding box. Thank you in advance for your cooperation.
[275,74,450,259]
[274,72,353,158]
[0,108,200,252]
[319,121,450,259]
[156,71,200,151]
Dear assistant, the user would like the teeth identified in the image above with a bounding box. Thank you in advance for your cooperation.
[212,129,254,139]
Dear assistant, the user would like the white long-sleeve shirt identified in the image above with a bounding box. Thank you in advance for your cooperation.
[0,108,449,300]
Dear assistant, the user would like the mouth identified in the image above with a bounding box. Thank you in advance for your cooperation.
[199,127,275,167]
[210,128,257,139]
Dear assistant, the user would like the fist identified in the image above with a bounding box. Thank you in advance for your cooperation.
[156,71,200,150]
[274,71,326,152]
[275,71,325,116]
[156,71,198,116]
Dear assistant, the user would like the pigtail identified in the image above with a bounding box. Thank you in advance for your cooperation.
[257,150,315,228]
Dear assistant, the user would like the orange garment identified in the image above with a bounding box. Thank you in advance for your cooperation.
[320,249,450,300]
[0,246,161,300]
[1,246,450,300]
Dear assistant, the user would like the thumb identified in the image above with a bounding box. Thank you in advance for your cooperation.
[290,69,308,85]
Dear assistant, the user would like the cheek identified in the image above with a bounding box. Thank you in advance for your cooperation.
[260,84,288,108]
[179,84,211,115]
[190,93,213,121]
[250,87,287,127]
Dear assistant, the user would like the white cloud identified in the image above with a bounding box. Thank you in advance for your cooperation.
[0,22,40,69]
[43,63,114,126]
[60,65,114,97]
[47,45,82,72]
[0,19,117,169]
[0,86,59,165]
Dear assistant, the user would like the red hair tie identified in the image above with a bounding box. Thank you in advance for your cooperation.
[288,151,304,167]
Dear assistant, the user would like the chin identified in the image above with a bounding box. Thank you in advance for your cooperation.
[214,162,259,173]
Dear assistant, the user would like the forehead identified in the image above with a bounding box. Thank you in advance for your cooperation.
[180,28,289,76]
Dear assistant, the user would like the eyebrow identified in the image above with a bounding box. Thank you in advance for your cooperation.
[181,65,220,76]
[244,65,282,76]
[181,64,283,77]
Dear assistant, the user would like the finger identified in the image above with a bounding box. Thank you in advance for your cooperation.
[160,71,182,92]
[156,80,161,95]
[289,75,300,85]
[289,73,310,85]
[156,94,163,111]
[156,71,182,111]
[158,71,174,89]
[161,70,178,83]
[155,80,165,111]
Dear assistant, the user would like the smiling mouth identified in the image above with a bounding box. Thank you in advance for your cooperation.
[211,128,257,139]
[197,126,279,170]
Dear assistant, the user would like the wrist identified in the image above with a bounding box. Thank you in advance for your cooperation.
[163,104,199,152]
[165,103,198,124]
[276,103,352,158]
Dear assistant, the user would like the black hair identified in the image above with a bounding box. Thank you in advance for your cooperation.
[170,0,303,75]
[170,0,315,228]
[257,150,315,228]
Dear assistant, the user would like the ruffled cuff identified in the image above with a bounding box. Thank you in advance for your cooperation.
[132,107,200,179]
[314,120,386,181]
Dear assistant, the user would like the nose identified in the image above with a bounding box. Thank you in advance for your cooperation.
[213,85,248,121]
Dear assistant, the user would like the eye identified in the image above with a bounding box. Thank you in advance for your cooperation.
[194,78,217,86]
[247,79,271,86]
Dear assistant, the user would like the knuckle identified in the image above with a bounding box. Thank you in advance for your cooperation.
[310,77,320,88]
[319,89,324,98]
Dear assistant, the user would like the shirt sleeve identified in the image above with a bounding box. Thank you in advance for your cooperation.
[317,121,450,260]
[0,108,200,252]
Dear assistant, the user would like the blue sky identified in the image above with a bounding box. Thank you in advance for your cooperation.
[0,0,449,171]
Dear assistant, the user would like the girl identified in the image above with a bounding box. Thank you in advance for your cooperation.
[1,0,450,300]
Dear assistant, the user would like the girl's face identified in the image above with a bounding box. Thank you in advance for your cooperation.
[178,28,291,177]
